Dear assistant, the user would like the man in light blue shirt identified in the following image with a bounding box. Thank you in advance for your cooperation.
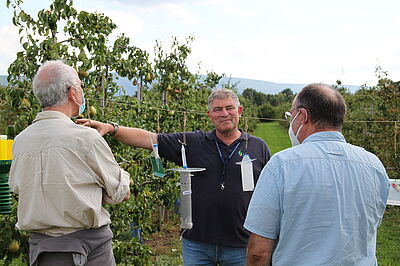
[244,83,390,265]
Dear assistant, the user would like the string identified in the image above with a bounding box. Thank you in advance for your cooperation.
[244,117,249,150]
[180,228,188,240]
[86,97,92,127]
[183,111,187,145]
[157,110,161,133]
[84,96,399,123]
[395,121,398,159]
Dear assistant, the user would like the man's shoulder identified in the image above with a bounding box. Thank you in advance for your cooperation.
[71,124,108,148]
[15,120,103,147]
[343,142,386,169]
[159,130,207,141]
[246,133,267,144]
[268,147,292,163]
[272,141,386,170]
[269,144,306,163]
[13,125,32,141]
[73,123,102,137]
[51,121,103,143]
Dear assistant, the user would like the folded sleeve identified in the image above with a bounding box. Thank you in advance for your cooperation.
[87,137,130,204]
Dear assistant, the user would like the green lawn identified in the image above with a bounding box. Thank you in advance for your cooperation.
[253,121,291,154]
[376,206,400,265]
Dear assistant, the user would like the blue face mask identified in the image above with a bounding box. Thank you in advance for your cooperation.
[72,89,85,117]
[79,92,86,115]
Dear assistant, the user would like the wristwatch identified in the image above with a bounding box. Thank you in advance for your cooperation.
[107,122,119,136]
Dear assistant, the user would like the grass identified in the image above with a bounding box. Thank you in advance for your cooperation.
[147,213,183,265]
[376,206,400,265]
[253,121,291,154]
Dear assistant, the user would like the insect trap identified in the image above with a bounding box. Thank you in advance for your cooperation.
[236,154,256,191]
[170,139,205,229]
[149,136,165,178]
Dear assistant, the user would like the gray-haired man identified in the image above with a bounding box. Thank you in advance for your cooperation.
[9,60,130,265]
[78,88,271,265]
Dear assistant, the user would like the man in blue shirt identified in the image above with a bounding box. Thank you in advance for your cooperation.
[244,83,390,265]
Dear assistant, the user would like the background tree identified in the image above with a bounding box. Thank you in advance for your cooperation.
[341,71,399,179]
[242,88,268,106]
[1,0,259,264]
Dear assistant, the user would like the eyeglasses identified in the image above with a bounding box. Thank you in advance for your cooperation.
[285,106,309,122]
[284,111,292,122]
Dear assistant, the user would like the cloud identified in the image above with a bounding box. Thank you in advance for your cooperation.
[73,3,147,49]
[158,4,199,25]
[0,25,21,75]
[2,0,399,86]
[220,6,257,18]
[105,10,145,39]
[95,0,195,7]
[187,35,393,86]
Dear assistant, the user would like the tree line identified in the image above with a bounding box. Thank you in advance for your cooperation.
[241,76,399,180]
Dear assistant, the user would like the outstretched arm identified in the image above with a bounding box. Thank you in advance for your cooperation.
[76,119,157,150]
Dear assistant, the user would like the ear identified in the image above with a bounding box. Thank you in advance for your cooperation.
[68,86,76,98]
[207,110,212,120]
[238,106,243,117]
[300,108,308,123]
[68,87,80,105]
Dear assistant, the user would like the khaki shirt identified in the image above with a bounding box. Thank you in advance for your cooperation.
[9,111,130,236]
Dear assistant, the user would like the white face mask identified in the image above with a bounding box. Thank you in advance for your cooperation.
[288,111,307,146]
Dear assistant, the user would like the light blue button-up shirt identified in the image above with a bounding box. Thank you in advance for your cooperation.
[244,131,389,266]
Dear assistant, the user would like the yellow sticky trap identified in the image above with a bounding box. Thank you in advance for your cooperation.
[7,140,13,160]
[0,139,7,160]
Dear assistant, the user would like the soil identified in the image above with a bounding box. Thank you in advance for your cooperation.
[147,215,182,255]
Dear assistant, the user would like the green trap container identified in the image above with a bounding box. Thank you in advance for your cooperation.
[0,160,12,214]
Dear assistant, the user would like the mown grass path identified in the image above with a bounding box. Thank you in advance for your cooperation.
[253,121,291,155]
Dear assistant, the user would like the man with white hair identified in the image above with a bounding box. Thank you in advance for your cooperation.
[9,60,130,265]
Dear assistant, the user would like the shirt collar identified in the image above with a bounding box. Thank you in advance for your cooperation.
[33,111,74,123]
[205,128,248,142]
[302,131,346,144]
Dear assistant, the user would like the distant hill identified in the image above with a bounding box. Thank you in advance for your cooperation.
[0,75,359,95]
[0,75,7,86]
[217,77,359,94]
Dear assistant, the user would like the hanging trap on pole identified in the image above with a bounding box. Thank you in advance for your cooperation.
[169,139,205,229]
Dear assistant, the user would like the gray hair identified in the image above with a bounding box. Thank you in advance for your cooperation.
[32,60,79,108]
[207,88,240,110]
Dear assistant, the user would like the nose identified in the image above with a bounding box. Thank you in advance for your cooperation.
[220,108,229,116]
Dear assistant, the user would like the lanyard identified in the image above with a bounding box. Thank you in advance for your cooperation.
[215,140,241,190]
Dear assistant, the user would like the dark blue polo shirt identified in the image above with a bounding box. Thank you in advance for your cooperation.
[158,129,270,247]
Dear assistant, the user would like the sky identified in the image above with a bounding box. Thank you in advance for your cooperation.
[1,0,399,86]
